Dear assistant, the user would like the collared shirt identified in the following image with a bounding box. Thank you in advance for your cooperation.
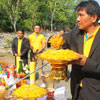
[28,32,46,51]
[83,26,100,57]
[80,26,100,87]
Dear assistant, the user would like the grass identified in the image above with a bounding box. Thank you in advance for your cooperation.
[67,99,72,100]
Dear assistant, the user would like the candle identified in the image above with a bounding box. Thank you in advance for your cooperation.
[16,56,21,72]
[30,62,36,84]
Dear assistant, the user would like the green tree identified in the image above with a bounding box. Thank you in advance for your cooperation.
[21,0,50,31]
[0,0,13,31]
[0,0,85,32]
[2,0,22,32]
[47,0,84,31]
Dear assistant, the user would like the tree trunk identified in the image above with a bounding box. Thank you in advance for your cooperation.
[13,22,17,32]
[51,15,53,32]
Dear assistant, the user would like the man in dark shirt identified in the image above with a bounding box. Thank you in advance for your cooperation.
[12,29,30,66]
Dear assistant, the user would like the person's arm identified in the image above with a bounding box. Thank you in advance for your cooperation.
[37,35,46,53]
[62,32,71,49]
[21,39,30,56]
[37,42,46,53]
[73,53,100,74]
[82,58,100,74]
[28,34,37,54]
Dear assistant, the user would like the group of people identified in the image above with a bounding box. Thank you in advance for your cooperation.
[12,25,46,78]
[11,0,100,100]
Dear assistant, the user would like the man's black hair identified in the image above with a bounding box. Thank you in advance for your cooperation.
[34,24,41,29]
[76,0,100,21]
[58,28,65,32]
[17,29,24,34]
[60,29,65,33]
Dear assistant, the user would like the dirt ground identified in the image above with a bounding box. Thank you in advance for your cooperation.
[0,52,15,64]
[0,52,72,100]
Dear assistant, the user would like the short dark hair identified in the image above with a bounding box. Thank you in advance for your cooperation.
[17,29,24,34]
[76,1,100,21]
[58,28,65,32]
[34,24,41,29]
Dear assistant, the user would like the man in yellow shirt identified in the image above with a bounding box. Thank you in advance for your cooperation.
[28,25,46,78]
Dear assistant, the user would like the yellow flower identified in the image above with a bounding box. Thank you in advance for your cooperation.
[39,49,78,61]
[49,35,64,49]
[13,84,47,99]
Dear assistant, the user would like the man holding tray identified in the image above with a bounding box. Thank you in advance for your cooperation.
[62,1,100,100]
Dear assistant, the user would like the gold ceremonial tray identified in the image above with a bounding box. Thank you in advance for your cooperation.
[39,49,80,80]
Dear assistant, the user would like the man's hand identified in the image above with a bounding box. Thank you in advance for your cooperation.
[53,34,60,38]
[32,49,37,53]
[74,53,87,66]
[65,53,87,66]
[15,53,18,56]
[37,49,42,53]
[53,34,57,38]
[17,54,22,57]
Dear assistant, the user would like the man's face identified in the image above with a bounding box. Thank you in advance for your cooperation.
[77,9,95,30]
[59,30,64,35]
[34,26,40,34]
[17,30,24,38]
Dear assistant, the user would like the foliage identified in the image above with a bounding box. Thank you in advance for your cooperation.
[5,39,13,48]
[0,0,84,32]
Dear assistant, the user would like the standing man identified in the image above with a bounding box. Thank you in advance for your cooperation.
[28,25,46,78]
[62,1,100,100]
[12,29,30,66]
